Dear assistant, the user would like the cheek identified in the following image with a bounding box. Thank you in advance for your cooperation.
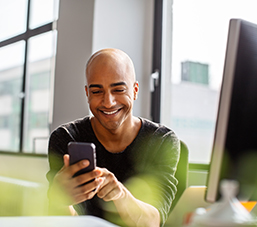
[124,94,134,107]
[88,95,99,103]
[87,96,98,109]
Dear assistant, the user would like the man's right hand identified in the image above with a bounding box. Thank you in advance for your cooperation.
[49,154,103,208]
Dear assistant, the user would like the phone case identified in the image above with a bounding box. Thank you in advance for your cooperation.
[68,142,96,177]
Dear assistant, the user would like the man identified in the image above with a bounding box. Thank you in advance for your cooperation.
[47,48,180,227]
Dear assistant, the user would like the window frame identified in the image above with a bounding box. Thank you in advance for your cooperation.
[0,0,54,154]
[151,0,209,170]
[151,0,162,123]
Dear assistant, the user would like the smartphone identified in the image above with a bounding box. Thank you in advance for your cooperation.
[68,142,96,178]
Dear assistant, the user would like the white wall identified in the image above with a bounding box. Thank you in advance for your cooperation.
[93,0,154,119]
[50,0,94,131]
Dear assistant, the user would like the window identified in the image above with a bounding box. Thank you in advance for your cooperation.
[160,0,257,164]
[0,0,58,154]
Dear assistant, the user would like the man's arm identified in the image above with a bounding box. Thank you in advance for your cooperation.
[113,184,160,227]
[95,168,160,227]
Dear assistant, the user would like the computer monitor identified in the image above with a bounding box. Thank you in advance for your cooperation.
[205,18,257,203]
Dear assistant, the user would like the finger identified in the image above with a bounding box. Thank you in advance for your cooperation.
[97,182,123,201]
[57,159,91,187]
[72,170,101,187]
[94,168,111,188]
[97,182,112,199]
[63,154,70,167]
[76,177,103,194]
[73,190,96,204]
[68,159,90,177]
[56,155,70,174]
[94,167,103,176]
[96,174,120,199]
[72,178,104,204]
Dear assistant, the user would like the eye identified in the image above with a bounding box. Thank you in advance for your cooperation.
[91,90,102,94]
[114,89,125,92]
[113,86,126,93]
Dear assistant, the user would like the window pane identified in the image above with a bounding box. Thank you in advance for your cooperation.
[0,0,28,41]
[29,0,59,29]
[23,31,57,153]
[169,0,257,164]
[0,41,25,152]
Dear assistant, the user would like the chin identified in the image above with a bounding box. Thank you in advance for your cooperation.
[104,121,121,131]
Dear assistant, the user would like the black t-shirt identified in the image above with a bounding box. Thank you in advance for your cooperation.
[47,116,180,226]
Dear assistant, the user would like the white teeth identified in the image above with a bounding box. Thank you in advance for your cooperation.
[103,110,118,115]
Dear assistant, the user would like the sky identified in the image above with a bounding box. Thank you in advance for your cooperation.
[172,0,257,90]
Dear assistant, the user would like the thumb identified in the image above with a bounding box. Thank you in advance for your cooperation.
[63,154,70,167]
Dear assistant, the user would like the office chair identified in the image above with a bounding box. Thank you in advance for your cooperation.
[169,140,189,213]
[162,140,189,226]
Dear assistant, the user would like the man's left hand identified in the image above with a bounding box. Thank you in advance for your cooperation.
[96,168,125,201]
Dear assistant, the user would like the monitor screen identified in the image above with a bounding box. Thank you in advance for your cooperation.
[205,19,257,203]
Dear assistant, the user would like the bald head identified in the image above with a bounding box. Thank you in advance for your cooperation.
[85,48,136,84]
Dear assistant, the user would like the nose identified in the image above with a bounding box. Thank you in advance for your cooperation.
[102,92,116,108]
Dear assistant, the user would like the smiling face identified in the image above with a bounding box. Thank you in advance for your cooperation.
[85,49,139,132]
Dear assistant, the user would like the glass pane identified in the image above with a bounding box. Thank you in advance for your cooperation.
[23,30,57,154]
[0,41,25,152]
[29,0,59,29]
[0,0,28,41]
[169,0,257,164]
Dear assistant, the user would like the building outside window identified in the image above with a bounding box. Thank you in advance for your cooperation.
[162,0,257,164]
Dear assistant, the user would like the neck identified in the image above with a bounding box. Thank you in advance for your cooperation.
[91,116,141,153]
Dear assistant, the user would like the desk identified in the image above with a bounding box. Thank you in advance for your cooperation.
[164,186,210,227]
[165,186,257,227]
[0,216,119,227]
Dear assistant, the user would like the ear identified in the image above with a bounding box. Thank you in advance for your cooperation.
[133,81,139,100]
[85,85,89,97]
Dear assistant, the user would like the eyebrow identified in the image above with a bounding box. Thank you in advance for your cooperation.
[110,82,127,87]
[88,82,127,89]
[88,84,103,89]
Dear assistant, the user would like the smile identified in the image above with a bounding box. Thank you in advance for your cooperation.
[102,109,119,115]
